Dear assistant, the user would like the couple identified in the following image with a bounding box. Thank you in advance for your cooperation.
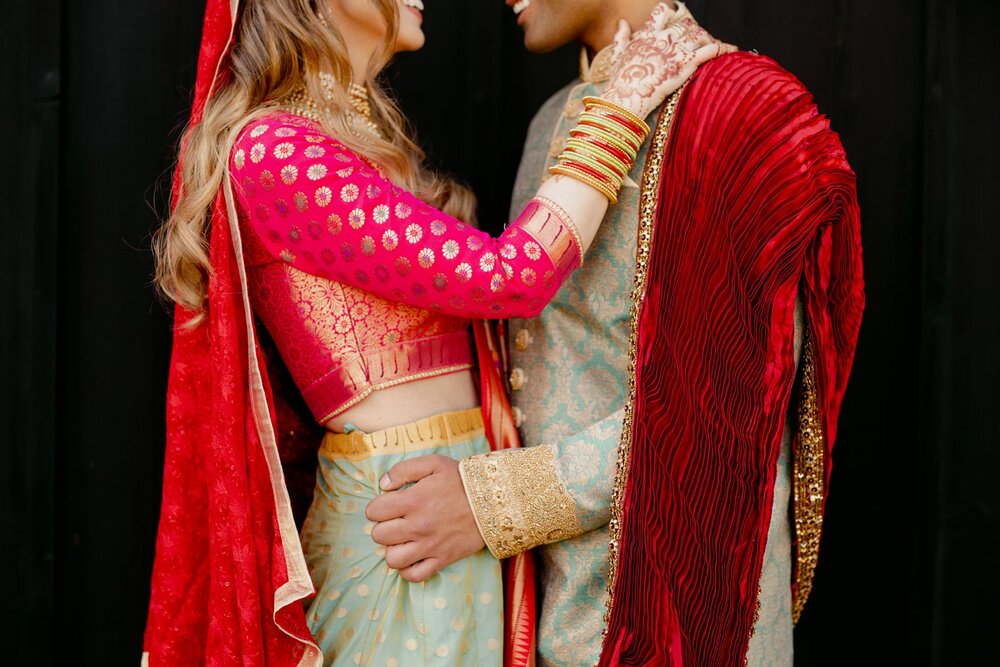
[146,0,863,666]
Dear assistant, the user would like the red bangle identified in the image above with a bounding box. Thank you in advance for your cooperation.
[596,110,646,141]
[561,160,616,186]
[563,145,628,181]
[583,137,632,166]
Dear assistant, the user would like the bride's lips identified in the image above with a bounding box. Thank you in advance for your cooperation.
[402,0,424,24]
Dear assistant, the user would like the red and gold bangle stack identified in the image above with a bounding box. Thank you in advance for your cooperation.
[548,96,651,205]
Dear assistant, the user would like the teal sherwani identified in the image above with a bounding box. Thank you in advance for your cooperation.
[504,48,798,667]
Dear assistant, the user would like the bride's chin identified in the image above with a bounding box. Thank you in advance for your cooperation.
[393,28,426,53]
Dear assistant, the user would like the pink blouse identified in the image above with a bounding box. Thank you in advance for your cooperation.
[231,113,581,423]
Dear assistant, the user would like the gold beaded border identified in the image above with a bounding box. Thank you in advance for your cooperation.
[791,330,825,623]
[604,83,688,628]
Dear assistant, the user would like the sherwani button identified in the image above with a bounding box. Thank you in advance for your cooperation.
[509,367,527,391]
[514,329,533,351]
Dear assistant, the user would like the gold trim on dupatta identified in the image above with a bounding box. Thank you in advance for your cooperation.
[206,0,241,106]
[791,330,824,623]
[604,84,687,626]
[224,159,324,666]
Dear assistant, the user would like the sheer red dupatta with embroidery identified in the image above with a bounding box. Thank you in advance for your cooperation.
[144,2,321,664]
[599,54,864,666]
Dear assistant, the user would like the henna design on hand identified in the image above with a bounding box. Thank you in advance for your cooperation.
[605,3,737,120]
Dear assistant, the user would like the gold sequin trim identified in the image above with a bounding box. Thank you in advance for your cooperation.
[460,445,582,560]
[792,330,824,623]
[745,585,763,666]
[579,45,614,84]
[604,84,687,627]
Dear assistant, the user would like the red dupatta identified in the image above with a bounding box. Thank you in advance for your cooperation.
[144,2,536,664]
[144,5,321,663]
[600,53,864,666]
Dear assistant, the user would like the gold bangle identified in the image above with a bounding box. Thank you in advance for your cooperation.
[565,138,632,177]
[553,156,619,191]
[582,96,651,137]
[575,116,641,157]
[558,148,625,188]
[549,164,619,204]
[579,111,643,148]
[580,110,645,148]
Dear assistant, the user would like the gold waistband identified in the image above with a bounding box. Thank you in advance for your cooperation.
[320,408,485,460]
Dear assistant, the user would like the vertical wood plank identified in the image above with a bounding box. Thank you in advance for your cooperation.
[920,1,1000,663]
[55,0,202,661]
[0,0,60,662]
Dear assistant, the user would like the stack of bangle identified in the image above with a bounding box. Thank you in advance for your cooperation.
[549,96,651,205]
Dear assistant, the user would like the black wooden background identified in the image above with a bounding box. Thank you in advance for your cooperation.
[2,0,997,664]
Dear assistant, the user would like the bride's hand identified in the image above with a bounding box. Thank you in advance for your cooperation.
[604,2,736,120]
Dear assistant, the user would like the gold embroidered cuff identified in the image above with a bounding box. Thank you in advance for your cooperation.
[459,445,583,560]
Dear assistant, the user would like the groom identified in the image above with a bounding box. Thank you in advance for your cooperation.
[368,2,863,665]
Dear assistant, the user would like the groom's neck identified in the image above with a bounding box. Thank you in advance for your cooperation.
[581,0,678,55]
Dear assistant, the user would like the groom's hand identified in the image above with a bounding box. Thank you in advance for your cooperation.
[365,455,486,583]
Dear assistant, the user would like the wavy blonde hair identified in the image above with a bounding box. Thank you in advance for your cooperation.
[153,0,477,320]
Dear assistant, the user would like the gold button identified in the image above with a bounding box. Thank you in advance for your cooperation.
[564,99,583,118]
[509,367,527,391]
[512,407,526,428]
[514,329,533,351]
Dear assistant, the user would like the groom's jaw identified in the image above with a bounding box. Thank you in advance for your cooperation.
[509,0,610,54]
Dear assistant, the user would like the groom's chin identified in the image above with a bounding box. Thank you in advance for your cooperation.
[521,25,573,54]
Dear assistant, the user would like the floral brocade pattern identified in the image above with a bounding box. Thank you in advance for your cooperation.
[232,113,580,321]
[231,113,584,422]
[245,236,474,422]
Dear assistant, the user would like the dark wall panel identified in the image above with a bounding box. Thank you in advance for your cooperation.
[1,0,60,663]
[920,1,1000,662]
[55,0,203,660]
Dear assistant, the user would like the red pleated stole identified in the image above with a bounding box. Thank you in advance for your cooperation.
[600,53,864,666]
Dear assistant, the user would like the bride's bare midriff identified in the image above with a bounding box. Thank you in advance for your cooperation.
[323,369,479,433]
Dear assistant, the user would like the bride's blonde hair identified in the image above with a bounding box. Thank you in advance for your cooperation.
[153,0,477,320]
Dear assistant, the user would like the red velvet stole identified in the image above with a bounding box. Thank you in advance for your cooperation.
[600,54,864,666]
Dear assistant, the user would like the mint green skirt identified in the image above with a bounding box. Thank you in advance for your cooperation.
[300,408,503,666]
